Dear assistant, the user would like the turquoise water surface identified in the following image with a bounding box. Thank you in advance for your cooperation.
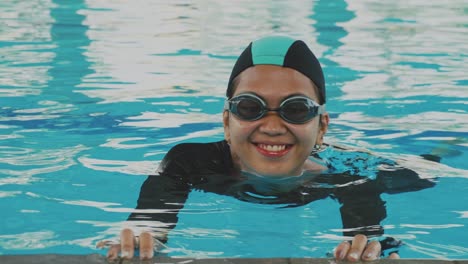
[1,0,467,259]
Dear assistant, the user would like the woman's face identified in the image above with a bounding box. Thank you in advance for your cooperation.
[223,65,329,177]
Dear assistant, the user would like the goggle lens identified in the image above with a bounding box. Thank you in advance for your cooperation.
[225,94,324,124]
[236,97,264,120]
[281,99,311,122]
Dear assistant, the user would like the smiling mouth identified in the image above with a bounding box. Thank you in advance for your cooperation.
[254,143,292,157]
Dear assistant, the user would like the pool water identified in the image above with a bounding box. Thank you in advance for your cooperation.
[1,0,467,260]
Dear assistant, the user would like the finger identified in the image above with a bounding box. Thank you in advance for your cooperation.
[107,244,121,260]
[334,241,351,260]
[389,252,400,259]
[120,228,135,260]
[347,234,367,262]
[139,232,154,260]
[361,240,381,262]
[96,240,112,249]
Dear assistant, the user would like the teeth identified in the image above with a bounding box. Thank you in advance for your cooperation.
[258,144,287,152]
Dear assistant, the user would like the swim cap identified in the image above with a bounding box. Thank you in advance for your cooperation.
[226,36,326,104]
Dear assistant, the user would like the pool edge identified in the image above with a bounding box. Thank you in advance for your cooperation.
[1,255,467,264]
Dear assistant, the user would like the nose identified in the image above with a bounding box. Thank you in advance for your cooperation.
[258,112,287,136]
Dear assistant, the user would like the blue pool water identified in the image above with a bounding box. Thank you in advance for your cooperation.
[1,0,467,260]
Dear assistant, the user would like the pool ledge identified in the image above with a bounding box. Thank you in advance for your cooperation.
[1,255,468,264]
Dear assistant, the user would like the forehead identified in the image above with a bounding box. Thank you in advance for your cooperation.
[233,65,319,102]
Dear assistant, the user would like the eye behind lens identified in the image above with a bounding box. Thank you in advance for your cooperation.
[235,97,264,120]
[281,101,314,123]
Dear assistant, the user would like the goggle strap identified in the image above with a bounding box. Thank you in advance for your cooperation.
[317,104,325,115]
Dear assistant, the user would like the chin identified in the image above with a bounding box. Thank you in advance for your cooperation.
[249,166,302,178]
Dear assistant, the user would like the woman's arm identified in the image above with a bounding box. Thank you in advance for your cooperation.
[102,144,195,260]
[332,174,401,261]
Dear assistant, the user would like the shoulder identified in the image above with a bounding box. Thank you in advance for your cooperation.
[158,140,232,175]
[165,140,230,158]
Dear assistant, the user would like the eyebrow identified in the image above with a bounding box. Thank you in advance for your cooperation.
[236,92,313,102]
[284,93,312,100]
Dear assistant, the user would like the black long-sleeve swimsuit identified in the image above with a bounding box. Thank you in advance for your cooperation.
[128,140,435,251]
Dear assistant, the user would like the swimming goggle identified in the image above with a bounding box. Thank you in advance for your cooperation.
[224,93,325,124]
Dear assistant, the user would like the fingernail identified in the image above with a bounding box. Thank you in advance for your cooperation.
[365,251,376,259]
[121,250,131,259]
[140,252,153,260]
[339,250,347,260]
[349,252,358,260]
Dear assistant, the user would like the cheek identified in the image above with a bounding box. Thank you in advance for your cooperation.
[292,123,319,146]
[229,118,256,141]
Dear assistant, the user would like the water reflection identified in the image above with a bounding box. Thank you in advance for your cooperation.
[0,231,60,250]
[0,145,88,185]
[79,1,321,102]
[335,1,467,100]
[0,0,467,259]
[78,156,155,175]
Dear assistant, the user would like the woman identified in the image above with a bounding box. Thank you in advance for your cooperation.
[100,36,433,261]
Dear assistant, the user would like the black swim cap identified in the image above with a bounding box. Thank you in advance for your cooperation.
[226,36,325,104]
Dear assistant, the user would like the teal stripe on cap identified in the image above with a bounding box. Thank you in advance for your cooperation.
[251,36,295,66]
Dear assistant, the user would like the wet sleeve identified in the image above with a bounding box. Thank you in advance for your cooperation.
[127,144,193,241]
[334,184,405,254]
[375,153,439,194]
[336,188,387,237]
[334,172,421,254]
[325,173,387,237]
[376,167,436,194]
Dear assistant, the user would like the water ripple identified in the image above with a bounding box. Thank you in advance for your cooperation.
[0,231,60,250]
[120,112,221,129]
[1,0,467,258]
[0,145,89,185]
[78,156,156,175]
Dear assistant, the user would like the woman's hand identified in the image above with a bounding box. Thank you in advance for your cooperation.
[334,234,400,262]
[97,228,155,260]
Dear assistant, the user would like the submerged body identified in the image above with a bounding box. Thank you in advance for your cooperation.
[129,140,435,249]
